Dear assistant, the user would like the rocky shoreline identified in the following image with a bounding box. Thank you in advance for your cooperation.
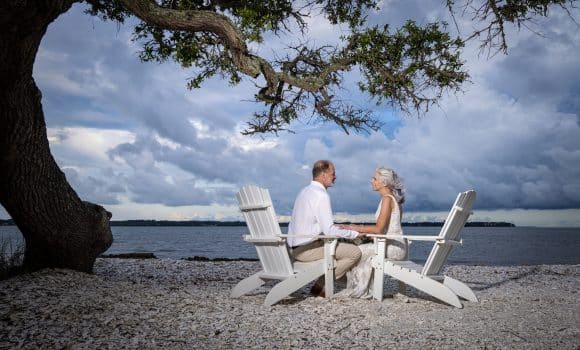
[1,259,578,349]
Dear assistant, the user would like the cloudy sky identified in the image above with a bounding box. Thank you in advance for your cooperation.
[3,1,580,226]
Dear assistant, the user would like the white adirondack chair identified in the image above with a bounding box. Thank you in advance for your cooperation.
[230,185,338,306]
[369,190,477,308]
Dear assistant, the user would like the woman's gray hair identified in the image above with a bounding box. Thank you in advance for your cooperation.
[376,167,405,204]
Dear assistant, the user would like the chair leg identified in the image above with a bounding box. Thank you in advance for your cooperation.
[372,238,389,301]
[264,264,325,306]
[372,269,385,301]
[324,267,334,298]
[443,276,478,302]
[230,272,266,298]
[324,240,336,297]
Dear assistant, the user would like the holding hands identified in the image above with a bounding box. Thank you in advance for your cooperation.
[336,224,365,238]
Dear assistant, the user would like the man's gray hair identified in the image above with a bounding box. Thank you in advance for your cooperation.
[312,160,332,179]
[376,167,405,204]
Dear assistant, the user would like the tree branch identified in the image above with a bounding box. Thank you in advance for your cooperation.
[118,0,262,78]
[117,0,468,135]
[448,0,579,56]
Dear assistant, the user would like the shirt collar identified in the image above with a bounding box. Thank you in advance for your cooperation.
[310,180,326,190]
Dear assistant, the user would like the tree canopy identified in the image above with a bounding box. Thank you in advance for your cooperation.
[81,0,576,135]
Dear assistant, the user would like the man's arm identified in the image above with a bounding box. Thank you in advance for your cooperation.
[316,192,360,239]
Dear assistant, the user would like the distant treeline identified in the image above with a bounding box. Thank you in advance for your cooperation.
[0,219,515,227]
[410,222,515,227]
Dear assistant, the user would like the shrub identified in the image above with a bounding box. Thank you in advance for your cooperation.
[0,237,24,280]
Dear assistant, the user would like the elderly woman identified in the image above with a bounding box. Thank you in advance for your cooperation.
[337,167,407,298]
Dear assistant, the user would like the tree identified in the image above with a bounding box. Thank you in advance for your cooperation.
[0,0,575,273]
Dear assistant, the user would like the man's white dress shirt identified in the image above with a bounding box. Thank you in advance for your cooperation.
[287,181,358,247]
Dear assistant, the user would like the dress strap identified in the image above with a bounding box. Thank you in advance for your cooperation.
[382,194,400,213]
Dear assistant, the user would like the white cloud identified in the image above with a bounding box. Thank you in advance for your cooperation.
[48,127,135,164]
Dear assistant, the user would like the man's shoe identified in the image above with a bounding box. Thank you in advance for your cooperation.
[310,284,325,298]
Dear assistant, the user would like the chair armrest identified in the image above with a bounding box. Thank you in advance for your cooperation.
[368,234,446,241]
[277,234,341,239]
[243,235,285,243]
[262,234,339,248]
[366,234,462,246]
[244,234,336,242]
[437,238,463,246]
[403,235,462,246]
[319,235,341,240]
[402,235,440,241]
[367,234,414,240]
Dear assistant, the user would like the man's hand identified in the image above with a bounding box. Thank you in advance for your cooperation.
[337,223,354,230]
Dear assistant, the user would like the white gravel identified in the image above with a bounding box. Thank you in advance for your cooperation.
[0,259,578,349]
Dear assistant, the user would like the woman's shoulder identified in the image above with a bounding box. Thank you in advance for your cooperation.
[380,194,397,205]
[381,194,400,211]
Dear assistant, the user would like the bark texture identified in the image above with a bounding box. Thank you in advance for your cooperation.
[0,0,113,273]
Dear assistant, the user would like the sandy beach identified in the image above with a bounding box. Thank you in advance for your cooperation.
[0,258,578,349]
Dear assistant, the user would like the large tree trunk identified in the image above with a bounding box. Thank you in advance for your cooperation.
[0,0,113,273]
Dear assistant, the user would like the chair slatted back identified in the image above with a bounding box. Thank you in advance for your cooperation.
[236,185,294,277]
[422,190,476,276]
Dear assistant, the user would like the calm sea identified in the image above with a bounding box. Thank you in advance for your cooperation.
[1,226,579,266]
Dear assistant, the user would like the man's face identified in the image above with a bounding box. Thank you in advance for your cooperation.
[321,164,336,188]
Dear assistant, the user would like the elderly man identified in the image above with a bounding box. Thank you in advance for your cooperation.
[288,160,363,297]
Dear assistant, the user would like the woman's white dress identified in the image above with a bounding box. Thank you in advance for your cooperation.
[340,195,407,298]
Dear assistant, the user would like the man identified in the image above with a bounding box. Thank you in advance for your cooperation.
[288,160,363,297]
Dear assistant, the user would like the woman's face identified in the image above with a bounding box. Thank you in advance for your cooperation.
[371,172,382,191]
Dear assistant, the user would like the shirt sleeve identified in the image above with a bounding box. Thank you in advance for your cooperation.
[316,191,358,239]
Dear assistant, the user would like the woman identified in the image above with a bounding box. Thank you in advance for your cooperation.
[337,167,407,298]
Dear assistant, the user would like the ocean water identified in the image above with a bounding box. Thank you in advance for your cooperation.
[1,226,579,266]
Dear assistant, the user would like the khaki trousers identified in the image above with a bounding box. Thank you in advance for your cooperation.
[291,240,362,280]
